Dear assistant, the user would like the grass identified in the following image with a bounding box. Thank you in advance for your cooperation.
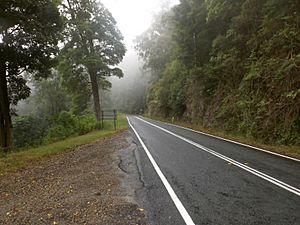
[147,115,300,160]
[0,114,128,175]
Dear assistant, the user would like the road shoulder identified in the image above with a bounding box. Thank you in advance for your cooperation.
[0,131,147,225]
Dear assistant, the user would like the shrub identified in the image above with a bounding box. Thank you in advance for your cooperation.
[13,116,48,148]
[76,113,97,135]
[12,111,100,149]
[45,111,78,141]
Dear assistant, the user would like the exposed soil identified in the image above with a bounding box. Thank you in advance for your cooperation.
[0,131,147,225]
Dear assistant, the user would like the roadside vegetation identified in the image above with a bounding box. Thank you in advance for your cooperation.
[0,0,125,150]
[0,0,130,174]
[0,114,128,174]
[1,0,299,165]
[150,116,300,159]
[135,0,300,149]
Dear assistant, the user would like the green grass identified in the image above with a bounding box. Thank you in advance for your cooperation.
[148,116,300,160]
[0,114,128,175]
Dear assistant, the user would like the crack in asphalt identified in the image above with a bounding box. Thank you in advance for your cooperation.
[133,145,146,191]
[117,133,146,192]
[117,155,129,174]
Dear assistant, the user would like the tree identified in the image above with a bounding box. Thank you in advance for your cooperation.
[0,0,62,149]
[60,0,126,121]
[32,70,71,118]
[137,0,300,144]
[148,60,187,117]
[135,9,175,81]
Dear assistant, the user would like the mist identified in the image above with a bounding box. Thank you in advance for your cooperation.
[103,50,151,114]
[15,0,180,115]
[101,0,179,114]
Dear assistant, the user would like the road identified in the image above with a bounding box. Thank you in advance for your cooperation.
[127,116,300,225]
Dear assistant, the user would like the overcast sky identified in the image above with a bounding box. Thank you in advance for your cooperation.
[101,0,179,50]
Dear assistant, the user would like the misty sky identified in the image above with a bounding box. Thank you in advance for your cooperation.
[101,0,179,101]
[101,0,179,49]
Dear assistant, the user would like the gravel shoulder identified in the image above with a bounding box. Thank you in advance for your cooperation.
[0,131,147,225]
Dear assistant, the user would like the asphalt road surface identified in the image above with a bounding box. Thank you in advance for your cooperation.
[127,116,300,225]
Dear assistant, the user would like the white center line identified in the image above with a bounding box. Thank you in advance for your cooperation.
[136,116,300,197]
[127,116,196,225]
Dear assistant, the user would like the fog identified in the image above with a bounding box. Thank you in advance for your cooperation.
[102,51,150,113]
[101,0,179,113]
[16,0,179,115]
[101,0,179,46]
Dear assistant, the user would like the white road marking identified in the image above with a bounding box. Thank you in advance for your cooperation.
[136,117,300,197]
[160,119,300,162]
[127,117,196,225]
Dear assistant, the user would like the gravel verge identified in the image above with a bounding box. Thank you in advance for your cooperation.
[0,131,147,225]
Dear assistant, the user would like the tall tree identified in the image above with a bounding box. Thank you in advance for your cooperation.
[137,0,300,144]
[0,0,62,149]
[135,9,175,80]
[60,0,126,121]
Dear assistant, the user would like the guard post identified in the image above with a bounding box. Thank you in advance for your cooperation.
[101,109,117,130]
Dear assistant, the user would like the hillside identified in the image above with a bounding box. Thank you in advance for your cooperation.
[135,0,300,146]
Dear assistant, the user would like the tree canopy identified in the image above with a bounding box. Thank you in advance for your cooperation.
[135,0,300,145]
[59,0,126,120]
[0,0,126,149]
[0,0,63,149]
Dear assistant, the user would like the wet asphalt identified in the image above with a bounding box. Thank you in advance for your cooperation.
[128,116,300,225]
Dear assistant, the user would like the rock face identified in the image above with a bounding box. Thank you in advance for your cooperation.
[0,131,147,225]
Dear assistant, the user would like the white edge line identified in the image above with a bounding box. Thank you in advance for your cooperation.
[126,116,196,225]
[148,118,300,162]
[136,117,300,197]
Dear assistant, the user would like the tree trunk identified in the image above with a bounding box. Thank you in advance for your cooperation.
[0,60,13,150]
[89,70,101,121]
[0,106,5,149]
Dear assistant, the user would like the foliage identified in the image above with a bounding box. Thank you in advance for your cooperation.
[32,70,71,118]
[148,60,187,117]
[46,111,78,141]
[13,111,102,148]
[0,114,128,174]
[13,116,48,148]
[1,0,126,148]
[135,9,175,80]
[76,112,98,135]
[0,0,63,148]
[59,0,126,120]
[0,0,62,86]
[136,0,300,145]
